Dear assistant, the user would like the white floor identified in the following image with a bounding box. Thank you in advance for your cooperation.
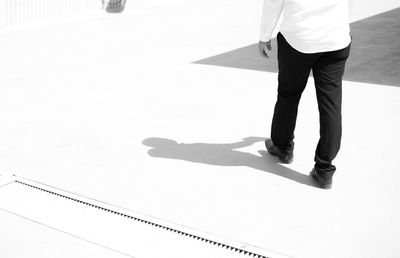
[1,1,400,258]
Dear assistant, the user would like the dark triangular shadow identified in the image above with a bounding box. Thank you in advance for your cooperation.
[143,137,317,187]
[193,7,400,87]
[193,40,278,73]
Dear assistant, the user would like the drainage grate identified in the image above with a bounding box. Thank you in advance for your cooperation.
[0,176,290,258]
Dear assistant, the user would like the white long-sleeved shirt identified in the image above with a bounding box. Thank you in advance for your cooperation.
[260,0,357,53]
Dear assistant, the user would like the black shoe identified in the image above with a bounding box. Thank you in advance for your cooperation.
[265,138,293,164]
[310,168,333,189]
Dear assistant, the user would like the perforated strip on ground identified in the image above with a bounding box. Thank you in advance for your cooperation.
[13,180,270,258]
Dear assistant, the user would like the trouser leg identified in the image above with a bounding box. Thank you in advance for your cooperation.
[271,33,319,151]
[312,44,351,172]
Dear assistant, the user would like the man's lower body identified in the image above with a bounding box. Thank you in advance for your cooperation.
[268,32,351,189]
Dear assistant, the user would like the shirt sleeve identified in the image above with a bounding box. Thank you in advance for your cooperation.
[259,0,285,42]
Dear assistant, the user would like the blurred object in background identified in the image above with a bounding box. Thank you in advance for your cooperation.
[102,0,127,13]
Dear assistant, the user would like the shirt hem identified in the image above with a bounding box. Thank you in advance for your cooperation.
[280,31,352,54]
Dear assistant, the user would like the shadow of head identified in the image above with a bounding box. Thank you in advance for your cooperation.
[142,137,178,148]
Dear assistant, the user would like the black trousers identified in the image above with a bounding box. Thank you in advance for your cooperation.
[271,32,351,172]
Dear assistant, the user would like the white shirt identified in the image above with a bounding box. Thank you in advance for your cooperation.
[260,0,357,53]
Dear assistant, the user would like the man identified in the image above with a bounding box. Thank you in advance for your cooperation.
[259,0,356,189]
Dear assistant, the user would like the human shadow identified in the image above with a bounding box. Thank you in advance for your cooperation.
[143,137,316,187]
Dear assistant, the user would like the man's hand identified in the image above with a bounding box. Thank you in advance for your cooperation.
[258,40,272,58]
